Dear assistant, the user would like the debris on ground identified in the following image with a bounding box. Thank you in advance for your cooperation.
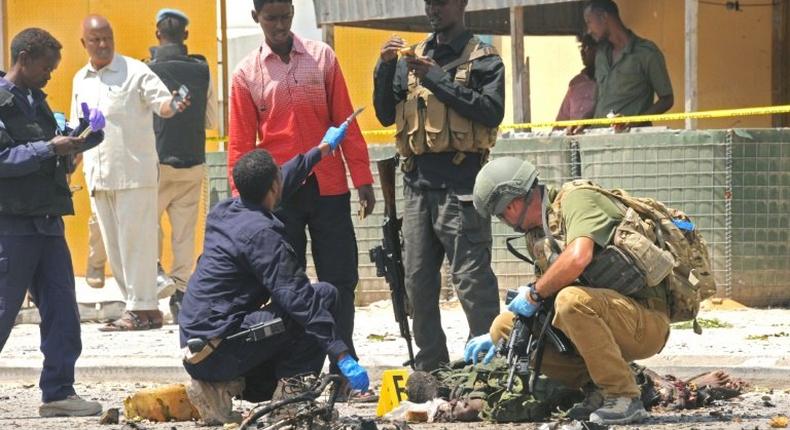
[747,332,790,341]
[121,423,149,430]
[99,407,120,425]
[639,366,748,410]
[672,317,733,330]
[367,333,397,342]
[770,415,789,428]
[700,297,748,311]
[123,384,199,422]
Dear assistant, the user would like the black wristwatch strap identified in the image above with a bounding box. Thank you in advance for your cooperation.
[528,284,544,303]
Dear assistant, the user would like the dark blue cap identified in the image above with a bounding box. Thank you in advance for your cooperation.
[156,8,189,26]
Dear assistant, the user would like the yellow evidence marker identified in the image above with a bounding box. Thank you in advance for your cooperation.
[375,369,410,417]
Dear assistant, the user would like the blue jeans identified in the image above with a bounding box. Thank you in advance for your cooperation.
[0,233,81,402]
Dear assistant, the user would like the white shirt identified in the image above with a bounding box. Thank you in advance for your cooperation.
[71,54,172,191]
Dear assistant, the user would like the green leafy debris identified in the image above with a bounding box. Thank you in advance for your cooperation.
[746,331,789,341]
[671,318,733,330]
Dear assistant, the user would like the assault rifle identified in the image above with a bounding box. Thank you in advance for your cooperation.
[500,289,574,393]
[369,156,415,369]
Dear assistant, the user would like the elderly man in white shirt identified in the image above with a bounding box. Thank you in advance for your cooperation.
[71,15,188,331]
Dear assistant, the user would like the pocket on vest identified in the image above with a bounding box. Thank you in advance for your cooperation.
[424,94,450,153]
[394,101,415,157]
[448,108,475,152]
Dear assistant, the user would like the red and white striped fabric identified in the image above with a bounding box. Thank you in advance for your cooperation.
[228,33,373,196]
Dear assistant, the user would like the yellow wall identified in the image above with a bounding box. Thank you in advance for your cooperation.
[334,27,429,144]
[4,0,218,276]
[496,35,582,130]
[616,0,773,129]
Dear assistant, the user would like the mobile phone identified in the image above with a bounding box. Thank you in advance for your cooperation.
[174,84,190,103]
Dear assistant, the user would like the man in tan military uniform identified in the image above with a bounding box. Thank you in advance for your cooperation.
[467,157,672,425]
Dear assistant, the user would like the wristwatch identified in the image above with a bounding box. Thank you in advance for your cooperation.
[528,283,544,304]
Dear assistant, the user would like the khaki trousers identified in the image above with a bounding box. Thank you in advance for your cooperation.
[157,164,203,291]
[490,286,670,397]
[93,187,159,310]
[87,201,107,273]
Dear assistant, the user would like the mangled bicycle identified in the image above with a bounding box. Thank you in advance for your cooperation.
[239,374,377,430]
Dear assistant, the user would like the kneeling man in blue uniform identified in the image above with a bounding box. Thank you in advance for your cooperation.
[178,129,369,425]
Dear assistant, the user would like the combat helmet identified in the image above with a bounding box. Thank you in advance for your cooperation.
[473,157,539,218]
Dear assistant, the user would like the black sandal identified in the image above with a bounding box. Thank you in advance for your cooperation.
[98,311,151,332]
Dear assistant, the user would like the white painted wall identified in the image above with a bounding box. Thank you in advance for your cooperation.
[227,0,321,70]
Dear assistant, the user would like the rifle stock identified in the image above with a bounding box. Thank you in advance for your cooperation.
[376,157,398,219]
[369,156,415,369]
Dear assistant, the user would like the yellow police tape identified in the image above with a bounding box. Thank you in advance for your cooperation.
[359,104,790,138]
[204,104,790,143]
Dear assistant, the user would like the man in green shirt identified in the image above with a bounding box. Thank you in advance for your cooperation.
[465,157,671,425]
[584,0,673,122]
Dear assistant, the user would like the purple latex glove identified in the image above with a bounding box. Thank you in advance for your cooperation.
[81,102,106,132]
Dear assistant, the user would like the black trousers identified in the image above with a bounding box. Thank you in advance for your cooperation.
[402,184,500,371]
[183,282,337,402]
[275,175,359,374]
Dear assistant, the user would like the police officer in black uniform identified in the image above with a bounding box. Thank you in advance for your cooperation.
[0,27,103,417]
[148,8,214,318]
[373,0,506,371]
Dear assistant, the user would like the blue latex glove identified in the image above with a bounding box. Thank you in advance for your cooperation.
[464,334,496,365]
[507,285,541,318]
[321,123,348,151]
[53,112,67,132]
[337,355,369,392]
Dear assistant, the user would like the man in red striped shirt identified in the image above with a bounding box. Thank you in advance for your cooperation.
[228,0,375,396]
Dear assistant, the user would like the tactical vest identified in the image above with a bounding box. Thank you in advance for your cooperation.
[523,184,669,312]
[394,36,499,163]
[0,86,73,216]
[524,181,717,329]
[148,45,210,168]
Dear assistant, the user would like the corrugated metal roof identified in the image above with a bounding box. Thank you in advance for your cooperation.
[314,0,578,24]
[313,0,584,35]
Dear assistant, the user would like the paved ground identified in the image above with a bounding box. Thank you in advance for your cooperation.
[3,281,788,386]
[0,278,788,429]
[0,382,787,429]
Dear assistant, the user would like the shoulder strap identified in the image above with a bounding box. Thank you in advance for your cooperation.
[541,187,564,255]
[440,36,500,73]
[557,182,668,248]
[505,236,535,265]
[414,39,429,58]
